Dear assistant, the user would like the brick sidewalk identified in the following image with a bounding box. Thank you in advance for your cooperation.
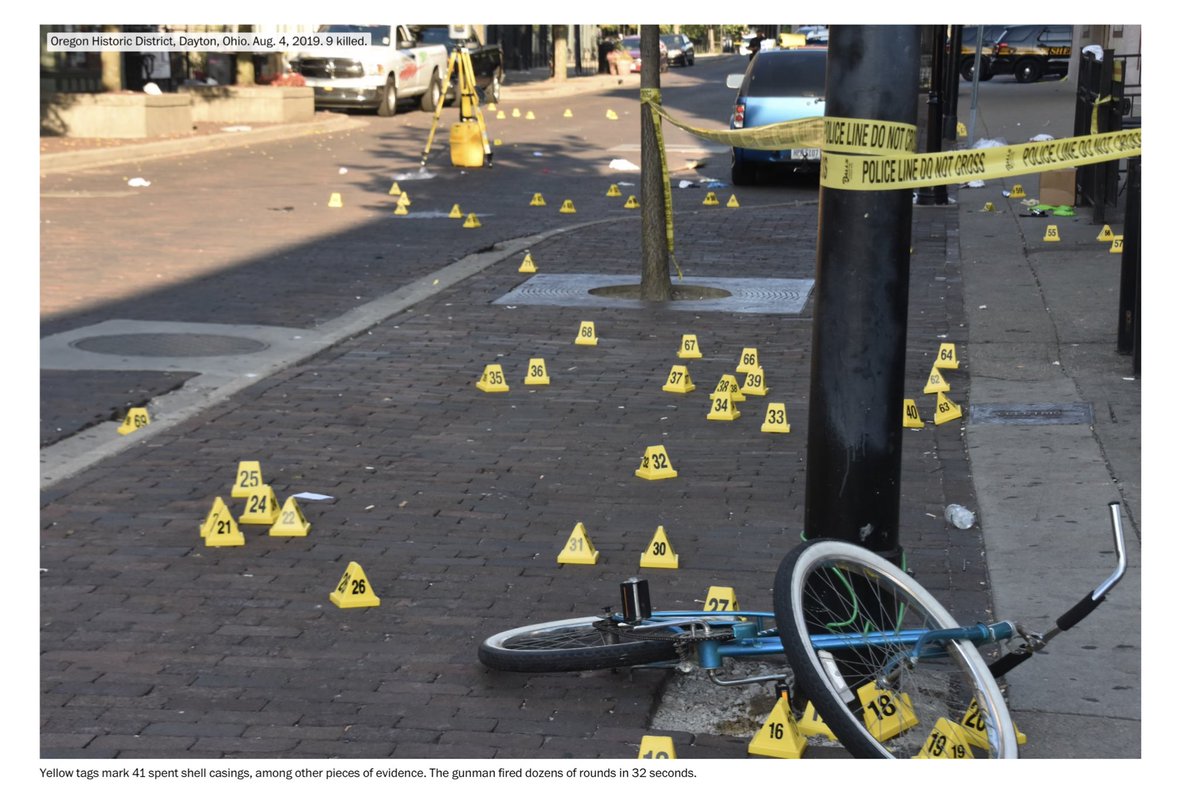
[39,197,988,759]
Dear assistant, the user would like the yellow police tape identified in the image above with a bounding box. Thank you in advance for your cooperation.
[642,98,1141,192]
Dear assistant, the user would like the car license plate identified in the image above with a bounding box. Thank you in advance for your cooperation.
[790,148,820,160]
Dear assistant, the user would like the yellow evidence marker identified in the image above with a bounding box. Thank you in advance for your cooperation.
[736,347,760,373]
[703,586,739,612]
[960,697,1027,748]
[797,701,838,741]
[529,192,547,206]
[662,364,695,394]
[761,402,791,434]
[476,364,509,393]
[557,522,599,565]
[200,498,243,547]
[327,192,343,208]
[238,484,281,525]
[934,394,964,425]
[524,358,550,386]
[677,334,703,359]
[741,367,768,397]
[624,195,640,209]
[726,195,740,208]
[915,718,976,759]
[574,320,598,346]
[1009,184,1026,198]
[710,374,746,403]
[637,736,677,759]
[639,525,679,569]
[463,213,482,228]
[606,109,619,120]
[389,182,401,196]
[902,399,924,429]
[748,692,807,758]
[232,460,264,499]
[702,191,719,206]
[329,561,380,608]
[393,200,408,215]
[519,252,538,273]
[923,365,950,395]
[563,108,574,118]
[858,681,918,742]
[606,184,622,197]
[1110,235,1124,254]
[707,393,740,421]
[559,199,577,214]
[269,496,311,538]
[636,445,677,480]
[936,342,959,370]
[118,406,150,435]
[496,110,506,119]
[1096,224,1114,242]
[1043,224,1060,242]
[448,203,463,219]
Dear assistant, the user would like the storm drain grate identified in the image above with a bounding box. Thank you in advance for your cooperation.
[494,274,814,315]
[968,402,1094,426]
[70,333,269,358]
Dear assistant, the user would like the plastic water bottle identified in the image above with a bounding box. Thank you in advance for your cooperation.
[944,504,976,529]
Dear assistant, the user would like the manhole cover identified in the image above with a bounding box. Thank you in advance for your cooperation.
[495,274,813,314]
[70,333,269,358]
[968,402,1094,426]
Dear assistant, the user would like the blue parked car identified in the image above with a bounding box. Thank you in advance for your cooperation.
[726,47,828,185]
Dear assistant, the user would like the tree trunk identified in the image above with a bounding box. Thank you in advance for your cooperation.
[551,25,569,82]
[639,25,671,301]
[101,25,122,90]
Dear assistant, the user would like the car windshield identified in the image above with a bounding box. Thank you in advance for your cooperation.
[413,27,453,47]
[662,34,682,47]
[743,51,827,97]
[319,25,392,46]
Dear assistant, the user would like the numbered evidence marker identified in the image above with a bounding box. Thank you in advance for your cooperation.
[936,342,959,370]
[639,525,679,569]
[635,445,678,480]
[606,184,622,197]
[702,586,739,613]
[518,252,538,273]
[662,364,695,394]
[923,365,950,395]
[200,498,244,547]
[677,334,703,359]
[636,736,677,759]
[556,522,599,565]
[1110,235,1124,254]
[476,363,510,393]
[710,374,746,403]
[735,347,760,374]
[858,681,919,742]
[741,367,769,397]
[231,460,265,499]
[393,199,408,215]
[726,195,740,208]
[529,192,547,207]
[329,561,380,608]
[238,484,281,525]
[448,203,463,219]
[960,697,1027,748]
[761,402,791,434]
[462,212,482,228]
[934,394,964,426]
[524,358,550,386]
[1009,184,1026,198]
[1043,224,1060,243]
[702,191,720,206]
[269,496,311,538]
[574,320,598,346]
[1096,224,1115,242]
[797,701,838,741]
[624,195,640,209]
[558,199,577,214]
[117,407,150,436]
[915,717,976,759]
[707,393,740,421]
[902,399,924,429]
[748,692,807,758]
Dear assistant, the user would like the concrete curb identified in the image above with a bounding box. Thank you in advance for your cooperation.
[39,113,368,174]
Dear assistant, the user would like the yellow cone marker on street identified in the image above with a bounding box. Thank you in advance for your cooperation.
[563,108,573,118]
[915,718,976,759]
[960,697,1027,748]
[232,460,265,499]
[389,182,401,196]
[559,199,576,214]
[662,364,695,394]
[496,110,506,119]
[636,736,676,759]
[511,108,521,118]
[736,347,760,373]
[703,586,739,612]
[710,374,746,403]
[118,407,150,436]
[199,496,234,538]
[476,364,509,393]
[448,203,463,219]
[797,701,838,740]
[486,101,497,111]
[1097,224,1114,241]
[529,192,546,207]
[606,184,622,197]
[707,393,740,421]
[525,110,536,119]
[327,192,343,208]
[702,191,719,206]
[1043,224,1060,242]
[934,394,964,425]
[936,342,959,370]
[606,109,619,120]
[393,200,408,215]
[239,484,281,525]
[524,358,550,385]
[923,365,950,394]
[761,402,791,433]
[748,693,806,758]
[463,213,482,228]
[557,522,599,564]
[726,195,740,208]
[329,561,380,608]
[677,334,702,359]
[1110,235,1124,254]
[983,201,995,212]
[859,681,918,742]
[519,252,538,273]
[1009,184,1026,198]
[639,526,679,569]
[269,496,311,538]
[202,500,244,548]
[636,445,677,480]
[957,121,968,138]
[624,195,639,209]
[574,320,597,346]
[741,367,768,396]
[902,398,924,428]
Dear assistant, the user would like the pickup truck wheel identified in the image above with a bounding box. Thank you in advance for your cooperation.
[420,70,442,112]
[377,75,398,117]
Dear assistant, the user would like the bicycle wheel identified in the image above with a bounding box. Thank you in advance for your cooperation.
[478,616,678,673]
[773,539,1018,758]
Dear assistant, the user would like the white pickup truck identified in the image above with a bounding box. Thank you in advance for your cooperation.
[290,24,449,116]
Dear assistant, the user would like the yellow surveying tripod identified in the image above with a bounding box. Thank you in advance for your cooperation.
[421,28,493,168]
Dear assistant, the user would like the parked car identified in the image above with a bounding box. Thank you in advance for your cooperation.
[988,24,1073,83]
[410,25,503,102]
[726,46,827,185]
[621,36,669,73]
[662,33,695,66]
[291,24,448,115]
[957,25,1008,81]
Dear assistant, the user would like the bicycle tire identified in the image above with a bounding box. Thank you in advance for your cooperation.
[773,539,1018,758]
[478,616,679,673]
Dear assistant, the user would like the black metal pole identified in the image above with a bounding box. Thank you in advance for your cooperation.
[1117,156,1140,369]
[916,25,947,205]
[943,25,962,141]
[639,25,671,301]
[804,25,921,562]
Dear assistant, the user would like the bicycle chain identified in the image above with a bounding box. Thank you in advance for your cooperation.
[592,619,736,647]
